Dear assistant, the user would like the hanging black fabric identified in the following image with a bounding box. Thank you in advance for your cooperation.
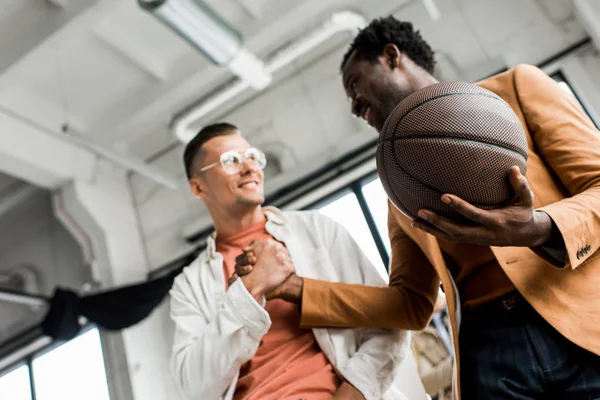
[41,268,182,341]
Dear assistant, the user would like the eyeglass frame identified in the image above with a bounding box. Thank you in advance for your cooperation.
[198,147,267,175]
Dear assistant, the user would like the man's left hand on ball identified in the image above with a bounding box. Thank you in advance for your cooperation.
[411,166,555,247]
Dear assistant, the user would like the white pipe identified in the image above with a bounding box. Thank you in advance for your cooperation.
[174,80,251,143]
[0,290,46,307]
[422,0,441,22]
[0,335,52,372]
[173,11,367,143]
[0,265,45,308]
[265,11,366,73]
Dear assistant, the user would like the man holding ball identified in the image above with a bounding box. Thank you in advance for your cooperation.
[238,16,600,400]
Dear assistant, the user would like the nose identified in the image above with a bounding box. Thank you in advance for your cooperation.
[240,156,258,174]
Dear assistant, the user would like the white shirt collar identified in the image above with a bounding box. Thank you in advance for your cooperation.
[204,206,287,260]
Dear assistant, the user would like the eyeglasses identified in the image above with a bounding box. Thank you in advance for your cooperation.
[199,147,267,175]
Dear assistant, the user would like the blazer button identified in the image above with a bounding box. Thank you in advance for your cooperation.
[586,245,591,253]
[577,250,583,259]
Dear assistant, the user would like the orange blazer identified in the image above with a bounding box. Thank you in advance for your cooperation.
[299,65,600,399]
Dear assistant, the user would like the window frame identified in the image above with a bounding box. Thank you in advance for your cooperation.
[541,41,600,128]
[549,70,598,128]
[0,326,107,400]
[303,172,391,270]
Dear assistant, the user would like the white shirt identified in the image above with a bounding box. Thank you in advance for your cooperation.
[169,206,424,400]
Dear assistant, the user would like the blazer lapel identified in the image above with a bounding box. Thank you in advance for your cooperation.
[392,211,463,398]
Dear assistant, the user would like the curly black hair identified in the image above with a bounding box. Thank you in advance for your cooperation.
[341,16,436,74]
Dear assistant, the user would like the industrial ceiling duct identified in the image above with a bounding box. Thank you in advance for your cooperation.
[171,10,367,143]
[139,0,271,89]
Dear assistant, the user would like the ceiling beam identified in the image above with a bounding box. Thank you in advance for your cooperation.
[0,0,99,75]
[0,108,96,189]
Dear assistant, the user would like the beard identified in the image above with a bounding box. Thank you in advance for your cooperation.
[235,193,264,207]
[373,85,415,132]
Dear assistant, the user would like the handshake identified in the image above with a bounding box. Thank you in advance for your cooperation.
[229,239,303,303]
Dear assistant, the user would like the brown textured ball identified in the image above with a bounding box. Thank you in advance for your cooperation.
[376,82,528,220]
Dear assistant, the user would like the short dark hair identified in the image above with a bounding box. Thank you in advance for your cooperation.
[183,122,239,179]
[341,16,435,74]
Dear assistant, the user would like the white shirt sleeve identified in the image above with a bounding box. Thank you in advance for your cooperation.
[169,272,270,400]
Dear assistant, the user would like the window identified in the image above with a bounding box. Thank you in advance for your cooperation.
[0,364,32,400]
[33,329,110,400]
[0,328,109,400]
[361,177,391,254]
[310,174,393,281]
[557,80,576,97]
[551,71,597,128]
[316,190,388,279]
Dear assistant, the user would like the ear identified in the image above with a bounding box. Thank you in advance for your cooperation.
[189,177,206,199]
[382,43,402,69]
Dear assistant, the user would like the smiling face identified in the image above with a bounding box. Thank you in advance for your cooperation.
[189,133,265,215]
[342,44,428,132]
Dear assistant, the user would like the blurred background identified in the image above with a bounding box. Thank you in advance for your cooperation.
[0,0,599,399]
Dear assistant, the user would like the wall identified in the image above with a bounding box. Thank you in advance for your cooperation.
[0,191,89,295]
[0,187,89,345]
[59,161,182,400]
[556,46,600,125]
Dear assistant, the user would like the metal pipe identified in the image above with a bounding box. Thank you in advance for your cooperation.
[265,11,366,73]
[173,80,251,143]
[172,10,367,143]
[0,289,47,308]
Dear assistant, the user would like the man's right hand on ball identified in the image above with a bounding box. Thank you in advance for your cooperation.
[238,239,295,301]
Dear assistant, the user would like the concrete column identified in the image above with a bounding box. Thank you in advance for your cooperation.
[56,160,182,400]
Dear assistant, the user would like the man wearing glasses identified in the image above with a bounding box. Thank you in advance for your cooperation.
[168,123,420,400]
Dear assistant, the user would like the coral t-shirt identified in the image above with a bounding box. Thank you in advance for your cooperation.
[216,220,340,400]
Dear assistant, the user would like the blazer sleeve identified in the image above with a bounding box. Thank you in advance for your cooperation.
[300,202,439,330]
[514,64,600,269]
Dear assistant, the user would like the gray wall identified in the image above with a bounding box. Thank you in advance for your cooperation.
[0,188,89,345]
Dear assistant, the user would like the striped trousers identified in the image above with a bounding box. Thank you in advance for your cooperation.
[459,302,600,399]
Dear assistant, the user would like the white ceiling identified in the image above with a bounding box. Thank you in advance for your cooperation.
[0,0,590,268]
[0,0,586,163]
